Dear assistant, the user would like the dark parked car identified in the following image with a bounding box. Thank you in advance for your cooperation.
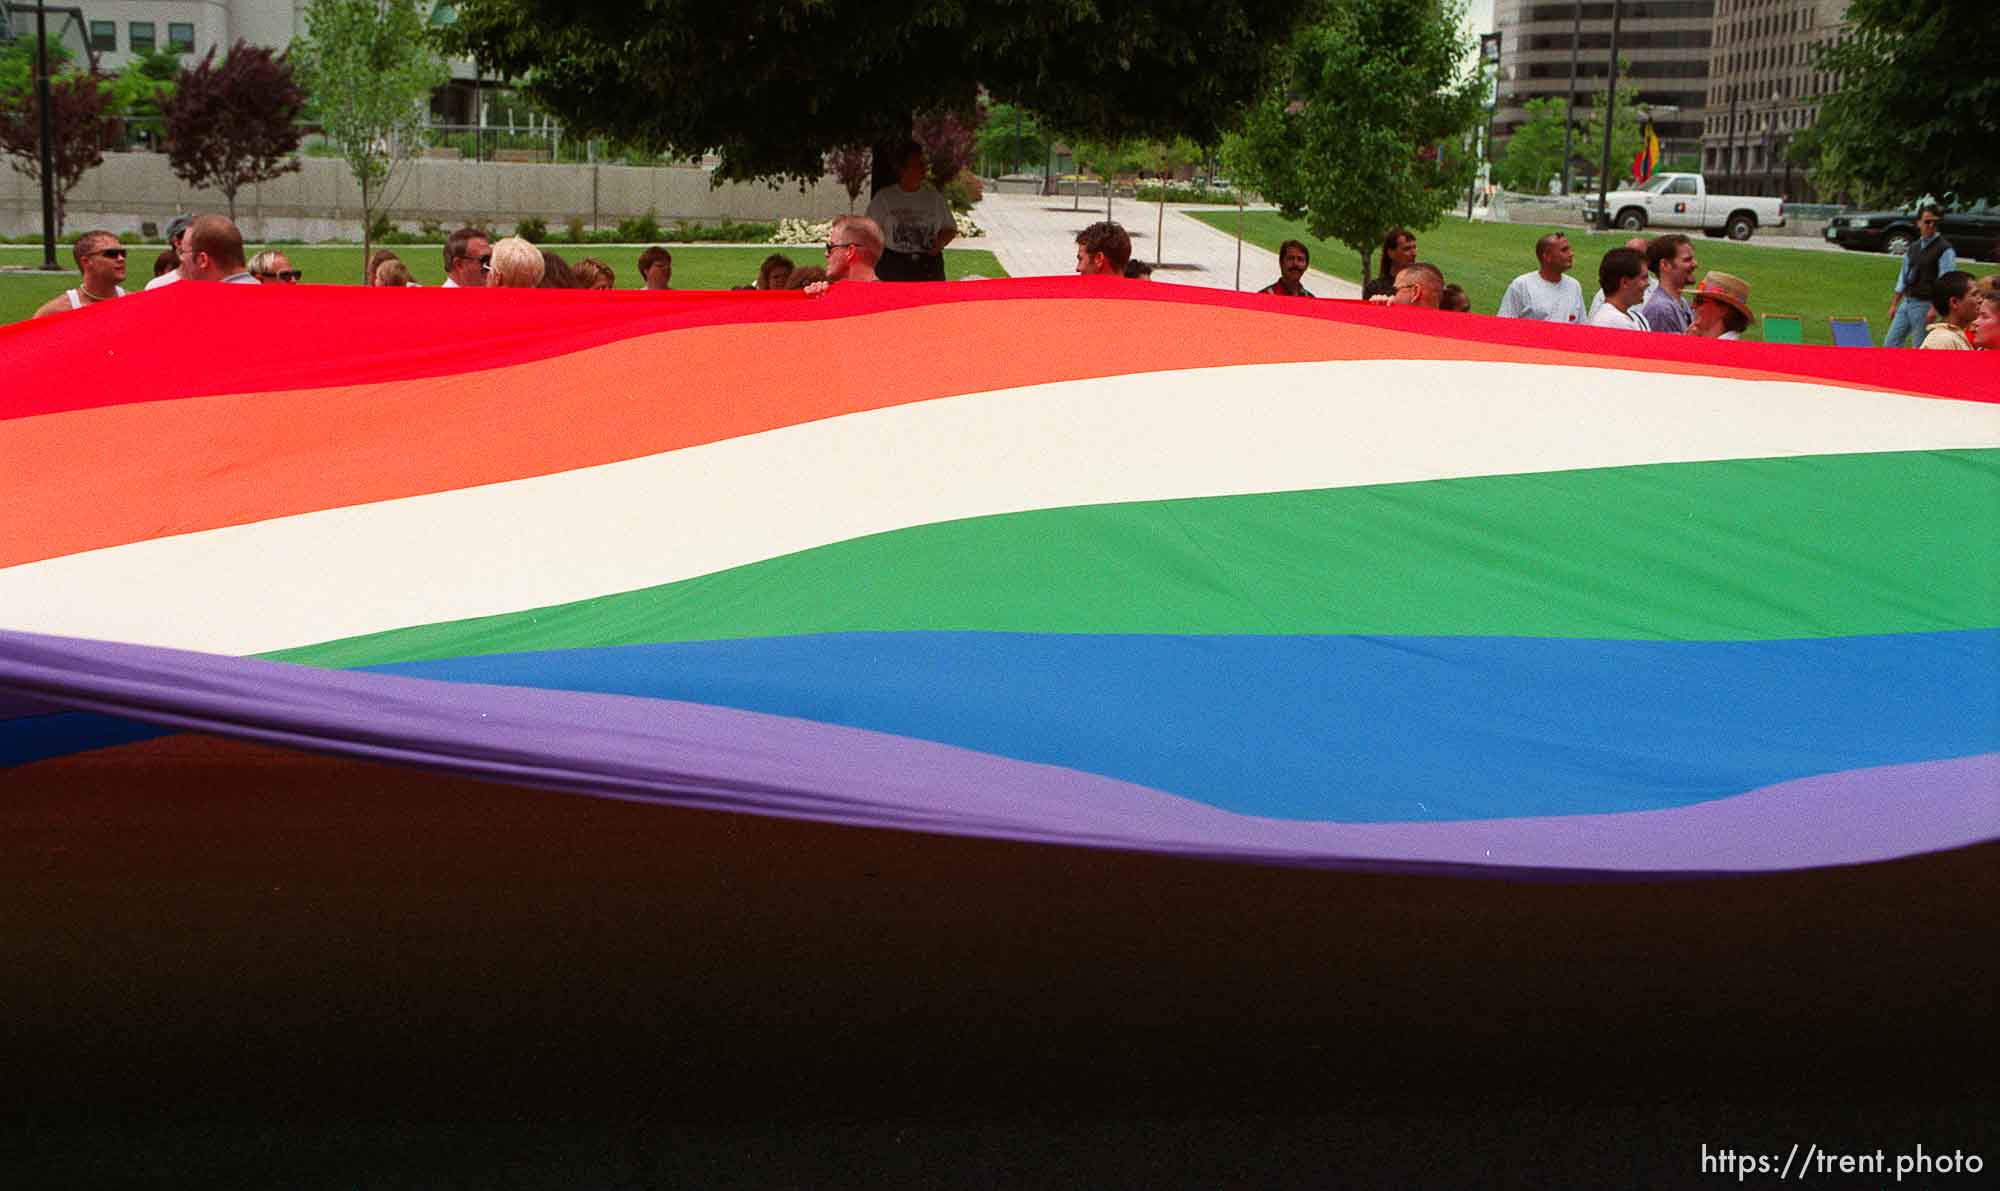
[1825,199,2000,260]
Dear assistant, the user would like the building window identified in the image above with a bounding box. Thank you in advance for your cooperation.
[168,22,194,53]
[89,20,115,50]
[130,21,154,52]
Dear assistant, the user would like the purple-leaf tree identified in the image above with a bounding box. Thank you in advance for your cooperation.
[162,41,306,222]
[913,107,982,188]
[825,145,871,210]
[0,71,112,235]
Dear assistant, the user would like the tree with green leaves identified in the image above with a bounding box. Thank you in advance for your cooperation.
[162,42,306,222]
[108,47,182,137]
[292,0,447,278]
[1804,0,1999,204]
[1580,76,1643,192]
[436,0,1306,183]
[1222,0,1484,278]
[977,102,1050,177]
[1495,97,1568,194]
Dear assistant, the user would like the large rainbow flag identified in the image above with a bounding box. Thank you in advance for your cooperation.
[3,278,1995,878]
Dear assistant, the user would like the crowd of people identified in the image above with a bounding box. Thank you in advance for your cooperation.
[28,197,2000,352]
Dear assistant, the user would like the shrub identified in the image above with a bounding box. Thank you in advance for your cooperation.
[940,168,984,212]
[367,211,396,243]
[615,210,664,242]
[1133,183,1240,205]
[515,215,548,243]
[953,211,984,239]
[565,216,586,243]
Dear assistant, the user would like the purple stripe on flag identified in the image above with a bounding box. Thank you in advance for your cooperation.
[2,629,1993,877]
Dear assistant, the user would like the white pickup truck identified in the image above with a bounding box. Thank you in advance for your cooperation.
[1581,173,1786,241]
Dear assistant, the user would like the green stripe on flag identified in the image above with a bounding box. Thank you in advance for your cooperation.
[270,449,2000,667]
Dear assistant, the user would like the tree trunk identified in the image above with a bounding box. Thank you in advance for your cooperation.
[1359,249,1370,282]
[1155,188,1165,266]
[226,187,237,225]
[360,176,372,284]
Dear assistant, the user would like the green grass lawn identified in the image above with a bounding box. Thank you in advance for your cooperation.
[1190,211,1977,346]
[0,244,1008,326]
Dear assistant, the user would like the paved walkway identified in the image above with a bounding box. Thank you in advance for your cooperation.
[957,190,1362,298]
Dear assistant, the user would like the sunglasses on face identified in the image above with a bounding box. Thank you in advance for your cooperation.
[478,254,492,272]
[256,269,303,282]
[93,248,127,260]
[825,242,855,255]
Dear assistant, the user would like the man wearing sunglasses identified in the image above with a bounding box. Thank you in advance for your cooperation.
[249,251,302,284]
[442,226,492,288]
[32,230,127,318]
[1885,205,1957,349]
[804,216,884,294]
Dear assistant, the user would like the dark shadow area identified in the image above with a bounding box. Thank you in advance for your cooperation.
[6,734,1994,1186]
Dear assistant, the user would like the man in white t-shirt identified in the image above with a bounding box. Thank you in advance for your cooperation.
[1587,235,1655,320]
[1587,246,1651,331]
[143,214,193,291]
[866,141,956,282]
[1496,232,1584,323]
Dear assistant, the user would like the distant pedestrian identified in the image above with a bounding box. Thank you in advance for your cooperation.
[1440,283,1472,312]
[784,265,828,290]
[1885,205,1956,348]
[638,246,673,289]
[374,259,414,287]
[442,227,492,288]
[486,236,545,288]
[1362,227,1417,300]
[1369,262,1443,309]
[868,140,956,282]
[32,229,126,318]
[1687,272,1755,340]
[1496,232,1583,324]
[1918,271,1978,350]
[1124,259,1155,279]
[1258,239,1314,297]
[1074,221,1131,276]
[144,214,193,291]
[573,258,616,289]
[1588,247,1651,330]
[248,251,302,284]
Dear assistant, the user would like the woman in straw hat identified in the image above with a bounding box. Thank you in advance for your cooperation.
[1688,272,1755,340]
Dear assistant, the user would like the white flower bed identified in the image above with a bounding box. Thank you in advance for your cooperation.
[770,217,833,245]
[954,211,984,238]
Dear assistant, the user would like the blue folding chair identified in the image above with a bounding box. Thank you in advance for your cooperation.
[1829,317,1873,347]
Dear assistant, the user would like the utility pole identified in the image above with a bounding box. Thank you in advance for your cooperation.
[1593,0,1623,230]
[1560,0,1583,195]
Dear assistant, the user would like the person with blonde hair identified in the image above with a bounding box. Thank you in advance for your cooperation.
[485,236,545,288]
[248,250,302,284]
[804,216,882,294]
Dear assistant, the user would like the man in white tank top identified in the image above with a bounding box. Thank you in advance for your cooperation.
[32,230,127,318]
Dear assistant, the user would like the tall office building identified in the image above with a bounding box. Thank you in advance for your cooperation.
[1492,0,1716,188]
[1699,0,1847,200]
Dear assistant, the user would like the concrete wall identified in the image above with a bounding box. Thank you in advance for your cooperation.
[2,152,859,240]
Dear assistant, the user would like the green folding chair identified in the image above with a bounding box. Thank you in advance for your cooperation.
[1762,314,1805,344]
[1828,317,1873,347]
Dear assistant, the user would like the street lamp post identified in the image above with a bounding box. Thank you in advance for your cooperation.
[1593,0,1623,230]
[1559,0,1583,195]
